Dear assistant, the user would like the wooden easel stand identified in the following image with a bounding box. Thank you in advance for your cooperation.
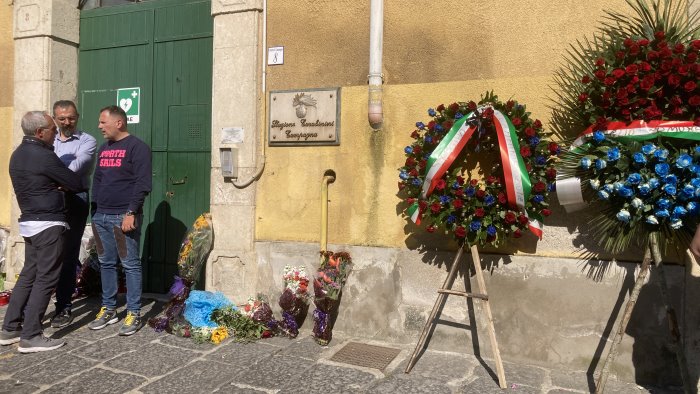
[404,244,507,389]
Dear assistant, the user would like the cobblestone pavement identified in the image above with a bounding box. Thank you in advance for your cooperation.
[0,296,684,393]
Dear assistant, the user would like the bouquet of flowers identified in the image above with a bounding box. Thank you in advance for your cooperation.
[312,251,352,345]
[148,213,214,332]
[399,92,560,246]
[277,265,310,338]
[241,296,277,338]
[553,0,700,254]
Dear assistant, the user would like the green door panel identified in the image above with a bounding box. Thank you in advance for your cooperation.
[79,0,212,293]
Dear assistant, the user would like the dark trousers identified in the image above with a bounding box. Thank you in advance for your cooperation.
[2,226,66,339]
[55,192,89,312]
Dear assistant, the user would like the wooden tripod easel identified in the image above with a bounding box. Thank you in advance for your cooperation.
[404,244,507,389]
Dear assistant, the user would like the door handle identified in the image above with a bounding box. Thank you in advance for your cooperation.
[169,176,188,185]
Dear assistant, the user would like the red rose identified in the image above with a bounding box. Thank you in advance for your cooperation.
[692,40,700,51]
[486,176,497,185]
[578,93,588,102]
[506,100,515,110]
[667,74,681,87]
[442,121,453,131]
[430,202,441,213]
[533,120,542,129]
[595,70,606,80]
[639,61,651,72]
[405,157,416,166]
[470,179,479,186]
[426,225,436,233]
[454,188,464,197]
[409,169,418,177]
[449,103,460,112]
[455,226,467,238]
[612,68,625,78]
[673,43,685,54]
[525,127,537,137]
[604,77,615,86]
[436,104,445,111]
[411,130,419,139]
[623,38,634,47]
[435,179,446,190]
[625,64,638,75]
[419,201,428,210]
[513,229,522,238]
[687,52,698,63]
[542,209,552,217]
[689,95,700,106]
[498,192,507,204]
[475,189,485,199]
[413,146,422,155]
[677,65,689,75]
[548,142,559,155]
[419,159,427,168]
[670,96,682,106]
[504,212,516,224]
[595,58,605,67]
[518,215,528,225]
[398,182,405,191]
[638,38,649,46]
[512,117,522,127]
[474,208,485,218]
[467,101,477,110]
[629,44,640,55]
[647,51,659,61]
[452,199,464,209]
[654,31,665,40]
[615,51,625,59]
[546,168,557,180]
[684,81,697,92]
[520,146,532,158]
[428,121,436,130]
[455,176,465,185]
[533,181,546,193]
[407,198,416,205]
[582,75,591,84]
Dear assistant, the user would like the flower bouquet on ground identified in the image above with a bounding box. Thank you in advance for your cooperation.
[312,251,352,345]
[148,213,214,333]
[277,265,310,338]
[241,296,277,338]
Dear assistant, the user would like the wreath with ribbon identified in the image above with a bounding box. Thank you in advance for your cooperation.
[398,92,561,246]
[554,0,700,253]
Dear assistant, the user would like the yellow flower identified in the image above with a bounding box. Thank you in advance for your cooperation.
[210,327,229,344]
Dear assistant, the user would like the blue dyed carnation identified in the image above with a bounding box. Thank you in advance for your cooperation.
[446,214,457,224]
[676,154,693,168]
[655,163,670,176]
[607,147,621,161]
[597,190,610,200]
[633,152,647,165]
[404,146,413,154]
[664,174,678,185]
[455,112,463,120]
[657,199,671,209]
[435,124,444,132]
[412,178,422,186]
[641,143,657,155]
[416,122,425,129]
[618,186,634,198]
[672,206,688,217]
[484,195,496,206]
[626,173,642,185]
[465,187,476,197]
[535,156,547,166]
[648,178,660,189]
[603,184,614,193]
[486,225,497,236]
[616,209,631,223]
[592,131,605,143]
[662,184,677,196]
[530,137,540,147]
[532,194,544,203]
[687,201,698,213]
[655,209,670,218]
[595,159,607,170]
[682,184,695,197]
[428,108,436,117]
[440,195,451,204]
[399,172,409,180]
[654,149,669,161]
[580,157,592,170]
[425,136,433,144]
[670,218,683,229]
[638,184,651,195]
[470,220,482,231]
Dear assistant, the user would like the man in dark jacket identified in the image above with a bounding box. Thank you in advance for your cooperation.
[0,111,85,353]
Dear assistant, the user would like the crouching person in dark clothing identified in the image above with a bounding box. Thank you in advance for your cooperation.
[0,111,85,353]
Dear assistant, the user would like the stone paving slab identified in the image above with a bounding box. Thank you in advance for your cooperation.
[397,350,478,380]
[206,341,283,366]
[365,375,452,394]
[228,354,315,389]
[71,334,144,361]
[213,382,270,393]
[0,379,39,394]
[277,362,378,393]
[0,337,89,376]
[49,367,146,393]
[140,360,240,394]
[104,342,200,378]
[12,353,98,385]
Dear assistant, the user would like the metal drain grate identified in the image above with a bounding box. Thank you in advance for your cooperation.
[330,342,401,371]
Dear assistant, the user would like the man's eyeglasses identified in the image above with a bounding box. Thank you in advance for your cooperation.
[55,117,78,122]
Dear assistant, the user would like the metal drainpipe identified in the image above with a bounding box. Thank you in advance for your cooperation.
[320,170,336,252]
[368,0,384,129]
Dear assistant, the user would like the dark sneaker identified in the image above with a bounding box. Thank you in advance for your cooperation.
[50,309,73,328]
[18,335,65,353]
[88,307,118,330]
[118,311,141,336]
[0,329,21,345]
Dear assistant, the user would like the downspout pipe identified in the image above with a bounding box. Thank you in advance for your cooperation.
[368,0,384,129]
[320,170,336,252]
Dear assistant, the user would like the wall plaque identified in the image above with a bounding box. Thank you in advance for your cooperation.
[268,88,340,146]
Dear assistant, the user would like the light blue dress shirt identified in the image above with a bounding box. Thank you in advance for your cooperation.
[54,129,97,190]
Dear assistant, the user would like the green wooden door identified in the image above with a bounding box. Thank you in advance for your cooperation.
[79,0,212,293]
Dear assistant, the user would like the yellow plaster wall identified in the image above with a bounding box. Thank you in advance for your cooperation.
[256,1,651,250]
[0,4,14,228]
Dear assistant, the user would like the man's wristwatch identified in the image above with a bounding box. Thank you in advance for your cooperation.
[125,210,136,216]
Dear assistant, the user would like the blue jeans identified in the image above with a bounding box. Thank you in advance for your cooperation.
[91,212,142,313]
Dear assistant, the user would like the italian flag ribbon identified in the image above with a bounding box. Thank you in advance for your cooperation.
[557,120,700,212]
[408,107,542,238]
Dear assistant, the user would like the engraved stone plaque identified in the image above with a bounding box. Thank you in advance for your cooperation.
[268,88,340,146]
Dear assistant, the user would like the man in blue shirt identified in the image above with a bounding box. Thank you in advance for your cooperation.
[49,100,96,328]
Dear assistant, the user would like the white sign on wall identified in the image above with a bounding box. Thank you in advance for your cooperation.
[268,46,284,65]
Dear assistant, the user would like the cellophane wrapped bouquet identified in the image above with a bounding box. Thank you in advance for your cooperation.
[312,251,352,345]
[148,213,214,333]
[277,265,310,338]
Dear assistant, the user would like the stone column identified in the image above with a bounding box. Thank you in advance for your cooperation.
[207,0,263,300]
[6,0,79,287]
